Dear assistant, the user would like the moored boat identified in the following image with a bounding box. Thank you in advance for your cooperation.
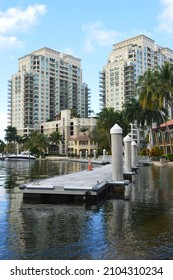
[4,152,36,161]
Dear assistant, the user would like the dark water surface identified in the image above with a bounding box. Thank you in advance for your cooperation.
[1,160,173,260]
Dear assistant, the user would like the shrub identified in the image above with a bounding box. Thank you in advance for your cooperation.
[166,153,173,161]
[148,146,163,157]
[139,148,148,156]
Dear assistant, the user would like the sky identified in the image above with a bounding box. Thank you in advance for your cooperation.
[0,0,173,141]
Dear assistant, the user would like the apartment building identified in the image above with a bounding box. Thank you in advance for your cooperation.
[40,109,97,155]
[8,47,90,136]
[99,34,173,111]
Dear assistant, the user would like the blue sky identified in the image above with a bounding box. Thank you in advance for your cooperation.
[0,0,173,140]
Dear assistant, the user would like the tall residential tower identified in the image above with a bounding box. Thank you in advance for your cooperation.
[8,47,90,136]
[99,34,173,112]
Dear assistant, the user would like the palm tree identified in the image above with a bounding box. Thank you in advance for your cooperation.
[4,126,18,143]
[136,68,168,146]
[4,143,16,154]
[91,125,110,153]
[96,107,129,151]
[80,126,88,135]
[123,98,146,148]
[23,132,49,157]
[123,98,144,126]
[49,131,63,154]
[136,68,157,111]
[155,62,173,108]
[97,107,118,150]
[0,139,6,153]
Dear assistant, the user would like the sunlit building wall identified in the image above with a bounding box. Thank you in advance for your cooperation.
[40,109,97,155]
[100,34,173,113]
[8,48,90,136]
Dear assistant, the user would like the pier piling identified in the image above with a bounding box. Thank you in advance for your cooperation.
[131,141,138,171]
[110,124,124,182]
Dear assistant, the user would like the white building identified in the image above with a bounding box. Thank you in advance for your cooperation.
[40,109,97,156]
[100,34,173,112]
[8,47,90,136]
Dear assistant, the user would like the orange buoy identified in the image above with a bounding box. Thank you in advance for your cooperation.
[87,159,93,171]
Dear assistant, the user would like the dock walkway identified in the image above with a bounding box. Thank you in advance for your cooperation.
[20,164,113,203]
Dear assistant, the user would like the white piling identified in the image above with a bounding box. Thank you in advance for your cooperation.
[80,151,82,159]
[131,141,137,168]
[94,149,96,160]
[85,150,88,160]
[102,149,106,163]
[110,124,123,181]
[124,135,132,172]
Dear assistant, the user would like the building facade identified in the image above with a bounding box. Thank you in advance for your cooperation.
[99,34,173,111]
[40,109,97,156]
[8,47,90,136]
[153,119,173,155]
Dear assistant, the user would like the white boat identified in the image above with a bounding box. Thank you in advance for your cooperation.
[4,152,36,161]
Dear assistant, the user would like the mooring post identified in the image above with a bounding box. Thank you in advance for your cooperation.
[85,151,88,159]
[85,150,88,160]
[94,149,96,160]
[124,135,132,172]
[110,124,123,181]
[131,141,137,169]
[136,144,139,166]
[102,149,106,163]
[80,151,82,159]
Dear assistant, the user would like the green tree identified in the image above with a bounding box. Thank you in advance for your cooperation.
[97,107,118,150]
[136,68,157,111]
[4,143,16,154]
[136,68,168,146]
[49,131,63,154]
[23,132,49,157]
[155,62,173,107]
[123,98,145,126]
[96,107,129,152]
[0,139,6,153]
[80,126,88,135]
[91,126,110,153]
[4,126,18,143]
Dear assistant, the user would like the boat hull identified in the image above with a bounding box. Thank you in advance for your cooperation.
[4,154,36,161]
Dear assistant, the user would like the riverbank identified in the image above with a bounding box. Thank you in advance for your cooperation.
[41,155,110,165]
[152,160,173,166]
[41,155,173,167]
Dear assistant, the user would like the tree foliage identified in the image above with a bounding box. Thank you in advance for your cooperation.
[93,108,130,153]
[0,140,5,153]
[49,131,63,154]
[4,126,18,143]
[23,132,49,156]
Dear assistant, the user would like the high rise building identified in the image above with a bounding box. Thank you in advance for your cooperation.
[99,34,173,112]
[8,47,90,136]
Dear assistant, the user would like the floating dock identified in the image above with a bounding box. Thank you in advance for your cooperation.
[19,164,130,204]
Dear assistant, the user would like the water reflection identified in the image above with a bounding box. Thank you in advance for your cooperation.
[1,161,173,259]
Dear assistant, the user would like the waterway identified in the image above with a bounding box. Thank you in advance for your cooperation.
[0,159,173,260]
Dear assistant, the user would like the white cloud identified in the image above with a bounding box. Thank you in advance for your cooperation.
[0,4,46,48]
[0,35,23,48]
[157,0,173,33]
[82,22,121,53]
[63,47,76,56]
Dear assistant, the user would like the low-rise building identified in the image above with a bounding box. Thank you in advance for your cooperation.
[40,109,97,155]
[153,119,173,154]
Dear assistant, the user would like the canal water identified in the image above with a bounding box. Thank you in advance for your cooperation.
[0,160,173,260]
